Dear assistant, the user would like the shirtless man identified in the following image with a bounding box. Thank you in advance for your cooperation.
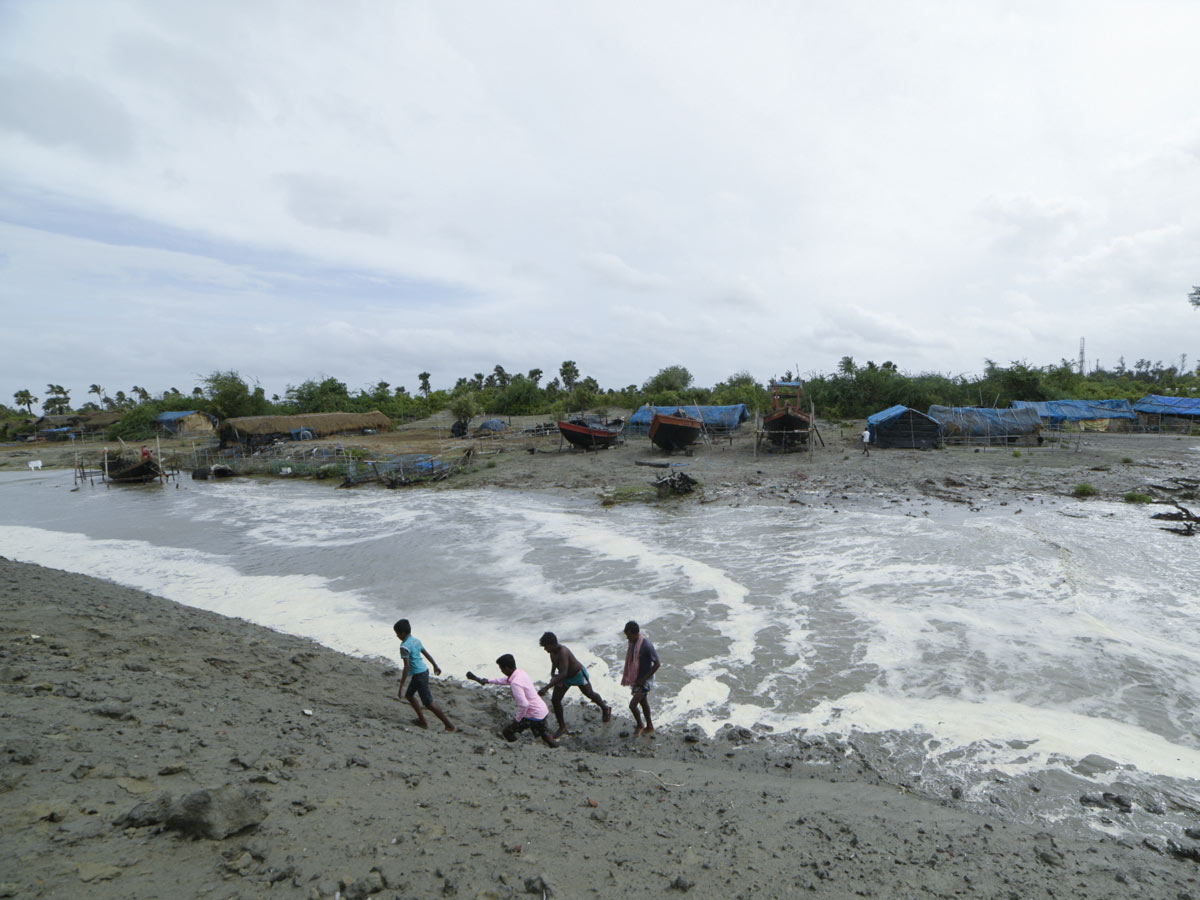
[537,631,612,739]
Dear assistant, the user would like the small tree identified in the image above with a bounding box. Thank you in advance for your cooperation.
[642,365,693,394]
[1189,285,1200,308]
[449,392,479,425]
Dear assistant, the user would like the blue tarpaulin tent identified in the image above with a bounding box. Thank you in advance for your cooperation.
[627,404,750,435]
[928,406,1042,441]
[1011,399,1136,426]
[1133,395,1200,416]
[867,405,941,449]
[475,419,508,433]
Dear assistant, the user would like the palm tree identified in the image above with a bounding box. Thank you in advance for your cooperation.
[13,389,36,415]
[559,360,579,393]
[42,384,71,415]
[89,384,106,406]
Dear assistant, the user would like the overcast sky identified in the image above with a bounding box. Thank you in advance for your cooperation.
[2,1,1198,410]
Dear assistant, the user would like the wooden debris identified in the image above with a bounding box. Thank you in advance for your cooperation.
[654,471,698,497]
[1151,501,1198,536]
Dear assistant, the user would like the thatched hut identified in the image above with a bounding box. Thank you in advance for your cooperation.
[157,410,218,437]
[79,411,124,434]
[220,412,392,449]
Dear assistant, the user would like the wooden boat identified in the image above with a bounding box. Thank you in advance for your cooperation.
[763,381,811,449]
[558,418,623,450]
[649,409,702,452]
[104,455,163,484]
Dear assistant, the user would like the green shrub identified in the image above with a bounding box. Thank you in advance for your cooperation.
[1073,483,1097,498]
[486,460,496,469]
[1121,457,1133,464]
[1012,450,1021,458]
[1123,492,1152,504]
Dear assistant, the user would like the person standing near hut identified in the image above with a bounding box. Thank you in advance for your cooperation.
[621,621,660,738]
[861,426,871,456]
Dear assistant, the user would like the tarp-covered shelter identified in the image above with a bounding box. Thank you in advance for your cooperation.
[627,404,750,436]
[157,410,218,436]
[927,406,1042,443]
[867,405,942,449]
[1134,395,1200,432]
[220,411,392,449]
[475,418,508,433]
[1011,399,1136,431]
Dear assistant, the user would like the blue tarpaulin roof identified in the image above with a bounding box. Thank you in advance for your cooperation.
[627,404,750,433]
[476,419,508,432]
[1011,399,1136,423]
[1133,395,1200,416]
[157,410,199,423]
[927,406,1041,436]
[867,405,910,426]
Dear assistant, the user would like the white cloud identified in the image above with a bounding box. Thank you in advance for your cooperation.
[1,0,1199,405]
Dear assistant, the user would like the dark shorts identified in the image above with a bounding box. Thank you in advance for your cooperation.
[509,715,550,738]
[563,667,589,688]
[405,671,433,706]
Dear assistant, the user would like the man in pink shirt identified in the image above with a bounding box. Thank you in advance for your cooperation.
[467,654,559,748]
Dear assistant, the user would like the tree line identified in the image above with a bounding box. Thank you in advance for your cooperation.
[5,355,1199,441]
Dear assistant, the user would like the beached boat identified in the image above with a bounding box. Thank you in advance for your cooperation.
[649,409,703,452]
[763,380,811,449]
[104,455,163,484]
[558,418,623,450]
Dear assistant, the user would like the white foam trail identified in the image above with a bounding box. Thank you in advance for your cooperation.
[0,525,517,689]
[795,692,1200,783]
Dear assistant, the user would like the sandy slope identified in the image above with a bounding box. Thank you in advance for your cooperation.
[3,557,1200,899]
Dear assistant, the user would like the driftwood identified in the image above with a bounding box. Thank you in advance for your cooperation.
[635,459,672,468]
[654,471,698,497]
[1151,501,1198,536]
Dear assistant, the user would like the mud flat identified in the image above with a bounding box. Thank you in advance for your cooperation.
[4,557,1199,898]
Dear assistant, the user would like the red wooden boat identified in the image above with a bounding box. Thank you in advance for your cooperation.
[558,418,623,450]
[763,381,811,449]
[649,409,702,452]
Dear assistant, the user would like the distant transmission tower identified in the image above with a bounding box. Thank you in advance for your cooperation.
[1079,337,1086,375]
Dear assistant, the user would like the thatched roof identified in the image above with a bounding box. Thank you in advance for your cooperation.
[81,411,123,428]
[221,411,392,437]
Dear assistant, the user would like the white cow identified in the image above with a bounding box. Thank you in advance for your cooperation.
[28,460,43,470]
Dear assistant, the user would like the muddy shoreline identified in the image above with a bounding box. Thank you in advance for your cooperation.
[4,556,1200,898]
[4,421,1198,515]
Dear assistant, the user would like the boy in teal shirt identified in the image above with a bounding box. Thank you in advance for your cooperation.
[393,619,456,732]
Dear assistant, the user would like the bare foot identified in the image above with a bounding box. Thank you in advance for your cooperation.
[633,725,645,738]
[412,718,429,729]
[552,725,568,740]
[601,705,612,723]
[444,724,457,733]
[642,725,655,735]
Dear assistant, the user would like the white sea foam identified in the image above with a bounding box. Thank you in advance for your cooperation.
[3,472,1199,795]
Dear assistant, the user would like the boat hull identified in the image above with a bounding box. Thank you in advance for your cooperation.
[649,413,702,452]
[558,420,623,450]
[105,457,163,484]
[763,407,811,447]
